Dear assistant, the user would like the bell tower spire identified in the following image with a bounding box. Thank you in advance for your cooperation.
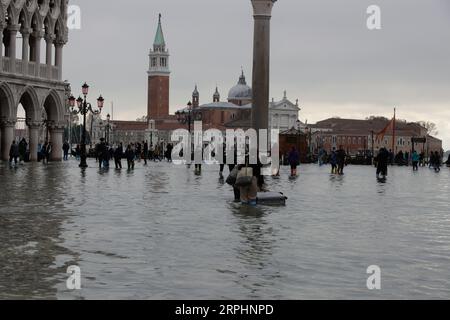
[148,14,170,120]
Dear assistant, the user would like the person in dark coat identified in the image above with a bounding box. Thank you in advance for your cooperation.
[376,147,389,179]
[143,141,149,165]
[433,151,441,172]
[9,141,19,165]
[43,142,52,164]
[330,147,338,174]
[18,138,28,162]
[336,146,346,175]
[125,144,135,170]
[97,138,107,169]
[288,146,300,177]
[62,141,70,161]
[114,143,123,169]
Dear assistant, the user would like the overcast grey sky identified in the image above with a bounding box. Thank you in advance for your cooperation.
[65,0,450,149]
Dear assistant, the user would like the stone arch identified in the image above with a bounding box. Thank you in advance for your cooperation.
[42,88,63,122]
[0,81,15,119]
[16,85,40,122]
[43,88,64,160]
[30,8,42,32]
[54,14,64,40]
[18,7,30,30]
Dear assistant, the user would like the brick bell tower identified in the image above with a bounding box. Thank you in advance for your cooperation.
[148,14,170,120]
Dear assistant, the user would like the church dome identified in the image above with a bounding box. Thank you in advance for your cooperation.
[228,71,252,101]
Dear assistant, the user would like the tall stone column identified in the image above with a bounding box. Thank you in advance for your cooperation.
[45,34,55,78]
[49,124,64,161]
[8,24,20,73]
[0,23,4,69]
[55,40,64,80]
[32,31,44,76]
[250,0,276,132]
[28,122,41,162]
[1,120,15,161]
[21,28,31,75]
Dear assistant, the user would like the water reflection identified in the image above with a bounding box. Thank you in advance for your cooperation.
[1,162,450,299]
[0,163,78,299]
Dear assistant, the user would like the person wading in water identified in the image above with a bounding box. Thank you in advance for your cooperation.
[375,147,389,180]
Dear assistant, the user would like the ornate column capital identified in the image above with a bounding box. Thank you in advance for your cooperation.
[20,27,33,37]
[7,24,21,33]
[251,0,276,17]
[48,122,66,131]
[32,30,45,39]
[55,36,67,46]
[44,33,56,42]
[0,119,16,127]
[27,121,43,129]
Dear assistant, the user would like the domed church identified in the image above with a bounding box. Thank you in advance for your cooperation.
[180,70,302,132]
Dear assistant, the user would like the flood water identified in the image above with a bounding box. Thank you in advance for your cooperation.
[0,160,449,299]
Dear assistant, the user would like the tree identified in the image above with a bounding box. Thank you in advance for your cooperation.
[417,121,439,136]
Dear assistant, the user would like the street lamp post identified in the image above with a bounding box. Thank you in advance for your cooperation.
[68,83,104,168]
[105,113,111,145]
[176,101,202,167]
[176,101,203,134]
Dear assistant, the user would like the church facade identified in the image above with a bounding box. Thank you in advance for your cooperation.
[178,72,302,133]
[110,15,302,147]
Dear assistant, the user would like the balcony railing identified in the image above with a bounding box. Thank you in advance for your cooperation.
[0,57,61,81]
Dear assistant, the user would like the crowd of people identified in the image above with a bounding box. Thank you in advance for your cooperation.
[86,139,174,170]
[8,138,52,166]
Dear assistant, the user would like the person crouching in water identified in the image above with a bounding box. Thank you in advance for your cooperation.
[376,147,389,179]
[125,144,135,170]
[288,146,300,177]
[236,150,265,206]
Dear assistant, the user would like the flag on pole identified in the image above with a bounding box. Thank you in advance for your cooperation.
[376,117,395,142]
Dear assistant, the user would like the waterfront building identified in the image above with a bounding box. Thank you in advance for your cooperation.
[0,0,70,161]
[308,117,443,156]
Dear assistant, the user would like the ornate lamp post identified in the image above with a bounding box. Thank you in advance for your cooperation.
[175,101,202,134]
[68,83,104,168]
[105,113,111,145]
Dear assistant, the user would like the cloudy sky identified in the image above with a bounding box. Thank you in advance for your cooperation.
[65,0,450,149]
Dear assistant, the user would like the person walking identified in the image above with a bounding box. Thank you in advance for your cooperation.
[62,141,70,161]
[9,141,19,166]
[75,144,81,160]
[97,138,107,169]
[411,150,420,171]
[336,146,346,175]
[166,143,173,162]
[330,147,338,174]
[143,141,149,165]
[433,151,441,172]
[125,144,135,170]
[42,142,51,164]
[288,146,300,177]
[375,147,389,179]
[18,138,28,163]
[114,143,123,169]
